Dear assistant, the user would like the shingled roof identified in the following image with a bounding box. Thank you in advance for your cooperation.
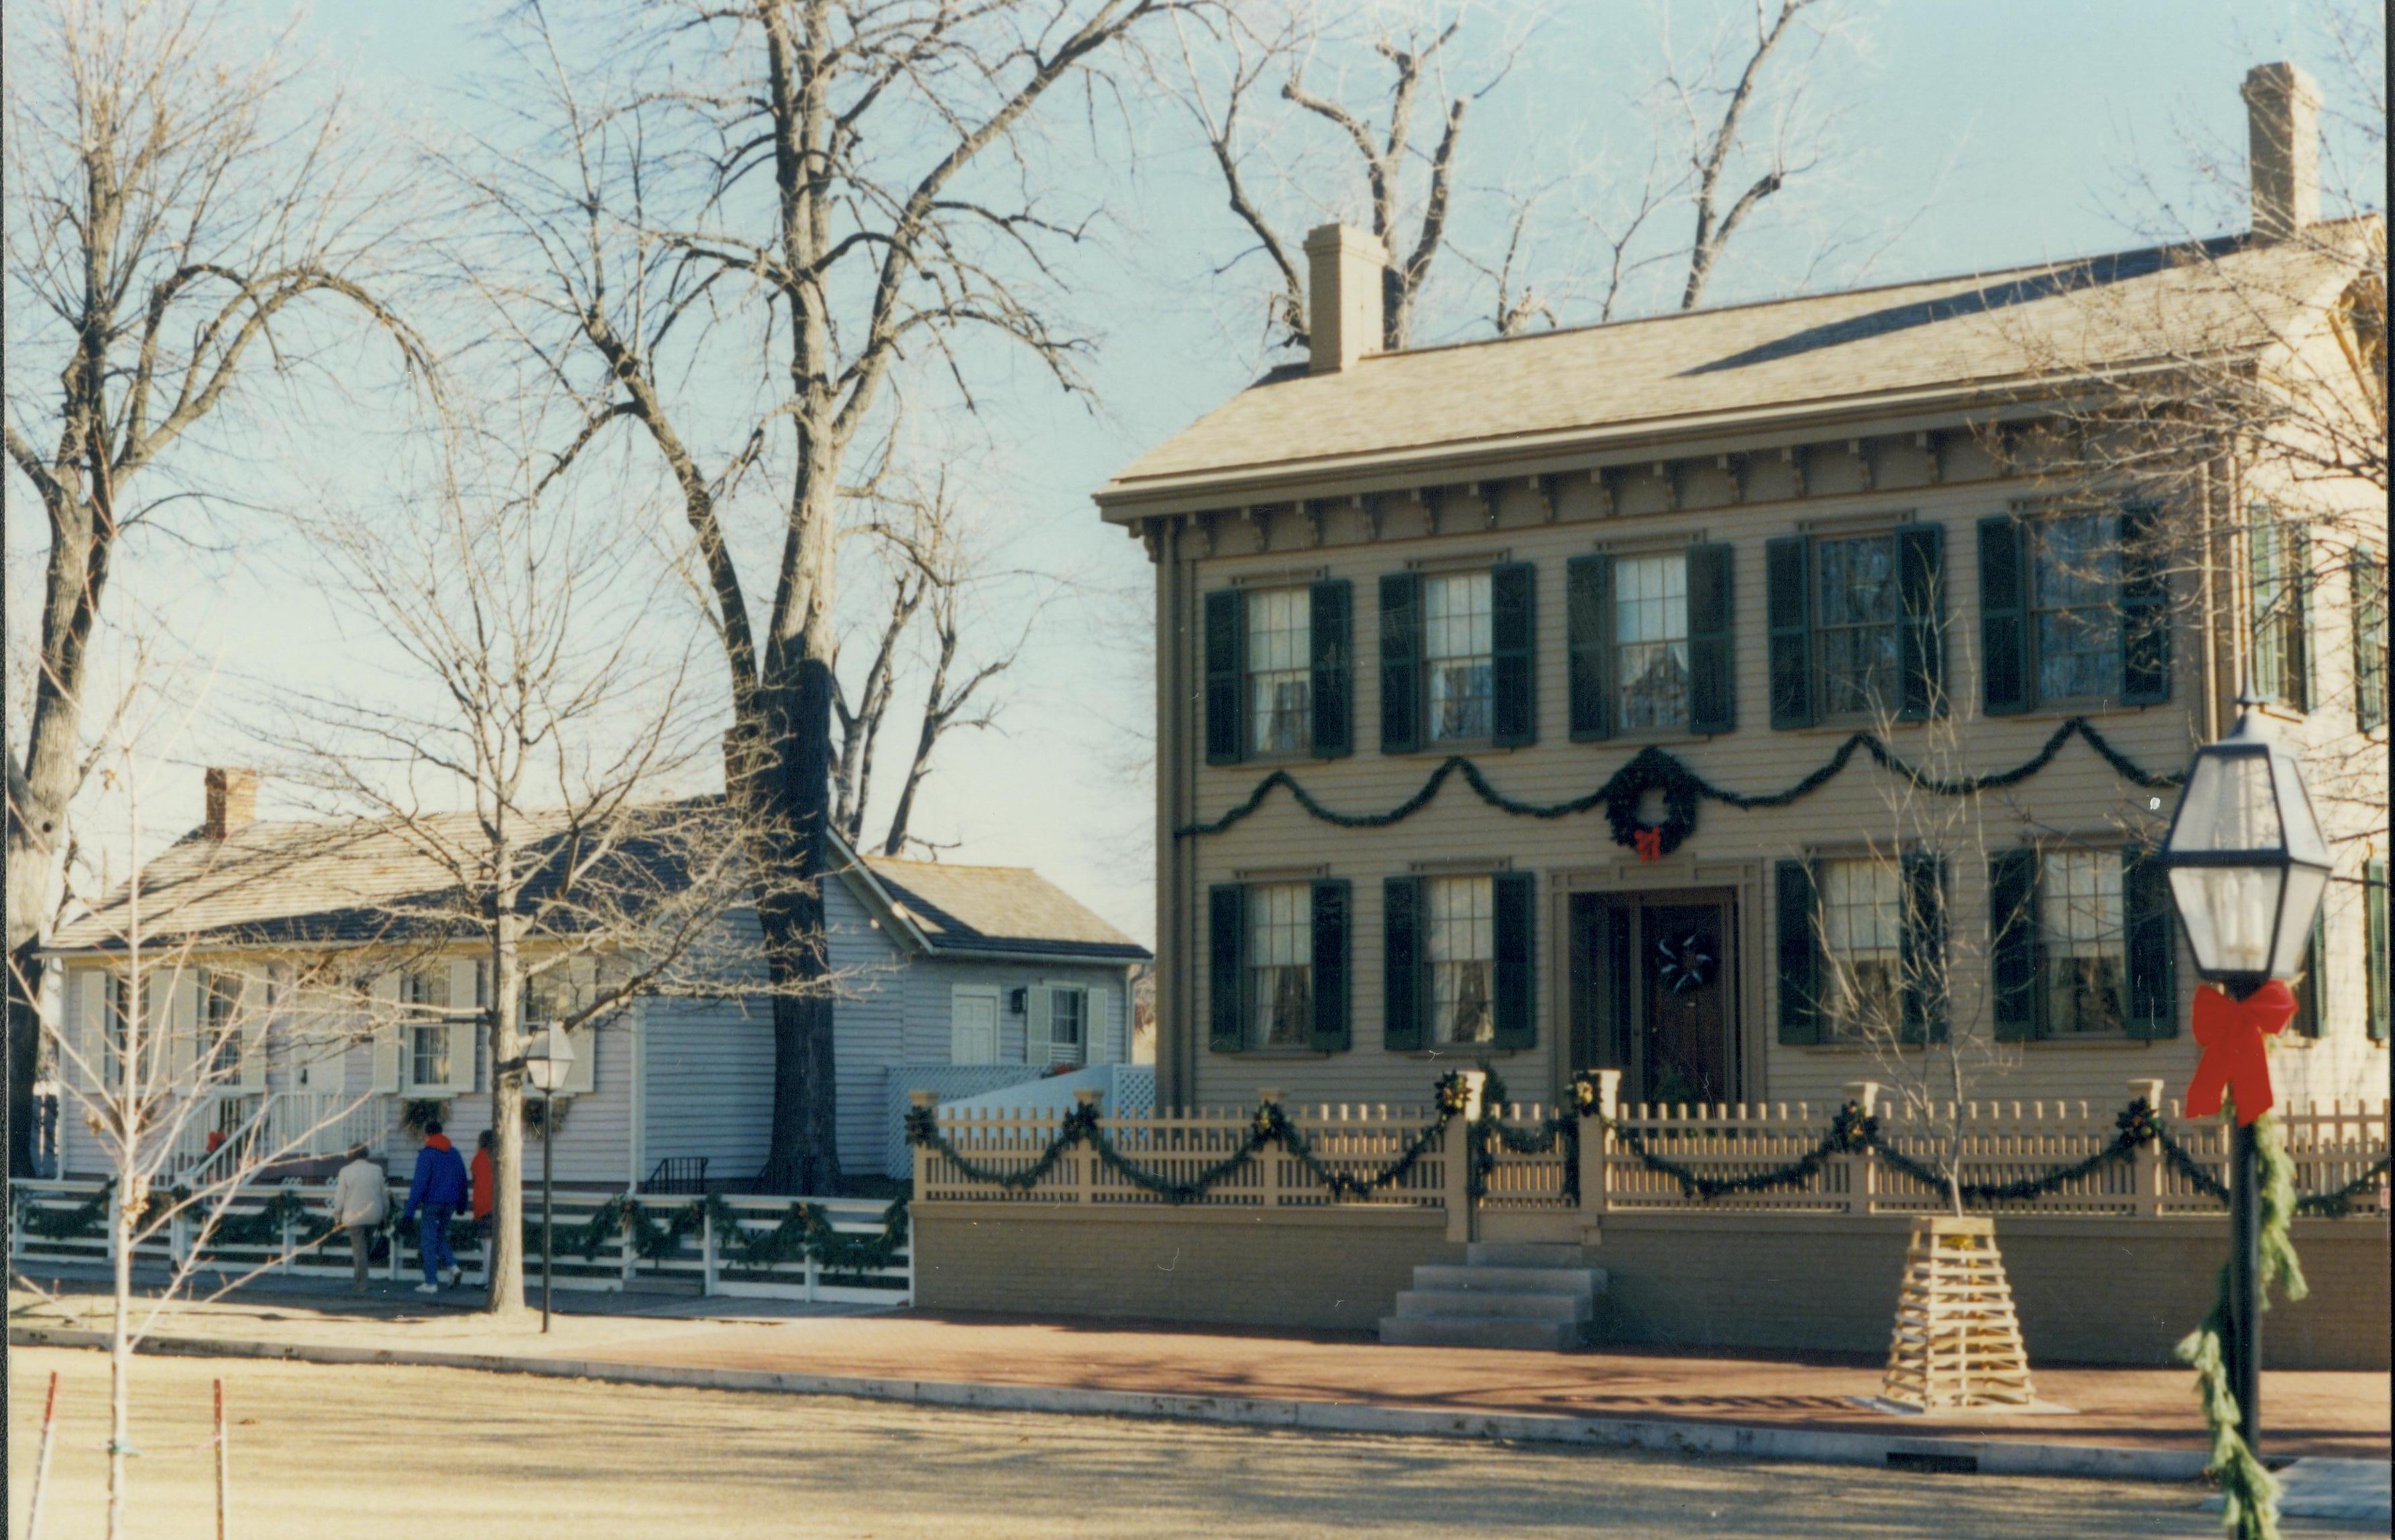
[1096,223,2376,512]
[838,840,1150,965]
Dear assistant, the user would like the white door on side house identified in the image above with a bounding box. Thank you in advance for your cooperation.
[950,986,999,1065]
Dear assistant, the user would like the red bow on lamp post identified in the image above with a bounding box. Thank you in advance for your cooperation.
[2182,981,2296,1125]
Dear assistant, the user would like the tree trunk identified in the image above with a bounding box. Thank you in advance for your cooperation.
[109,1183,133,1540]
[484,910,528,1313]
[7,942,44,1176]
[749,663,843,1195]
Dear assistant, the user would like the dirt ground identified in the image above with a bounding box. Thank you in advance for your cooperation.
[7,1346,2375,1539]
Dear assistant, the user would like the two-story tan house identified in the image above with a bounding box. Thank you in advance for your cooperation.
[1099,66,2388,1121]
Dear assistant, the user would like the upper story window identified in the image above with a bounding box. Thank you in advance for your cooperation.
[1427,875,1495,1045]
[1424,572,1494,742]
[2249,515,2312,712]
[1247,883,1313,1050]
[1815,536,1902,717]
[1613,555,1689,731]
[2355,546,2388,732]
[2031,513,2123,702]
[1244,588,1311,756]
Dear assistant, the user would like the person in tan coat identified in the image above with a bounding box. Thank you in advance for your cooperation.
[329,1146,389,1292]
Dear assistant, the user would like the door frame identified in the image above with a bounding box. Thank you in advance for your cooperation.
[1543,859,1766,1107]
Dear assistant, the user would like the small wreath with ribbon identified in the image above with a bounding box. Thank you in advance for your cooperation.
[1602,746,1702,858]
[1657,932,1714,993]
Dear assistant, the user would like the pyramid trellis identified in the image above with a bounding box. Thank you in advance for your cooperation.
[1883,1216,2036,1410]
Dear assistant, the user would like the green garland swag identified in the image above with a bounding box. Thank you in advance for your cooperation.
[531,1191,911,1277]
[2175,1109,2307,1540]
[17,1181,115,1240]
[1178,717,2182,857]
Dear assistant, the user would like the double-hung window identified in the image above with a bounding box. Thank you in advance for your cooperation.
[2031,514,2124,702]
[1613,555,1690,730]
[1244,588,1312,755]
[1775,852,1946,1045]
[402,967,452,1089]
[1986,845,2175,1040]
[1573,547,1734,738]
[199,969,242,1079]
[1979,505,2167,714]
[1817,859,1903,1040]
[1427,876,1496,1046]
[2249,516,2312,711]
[1246,883,1315,1049]
[1049,987,1089,1062]
[1816,536,1903,717]
[2038,850,2125,1036]
[2355,547,2388,732]
[1424,573,1495,742]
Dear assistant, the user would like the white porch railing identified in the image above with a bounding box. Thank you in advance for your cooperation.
[166,1092,388,1184]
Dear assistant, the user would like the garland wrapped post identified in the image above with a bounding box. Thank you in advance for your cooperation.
[2176,1110,2306,1540]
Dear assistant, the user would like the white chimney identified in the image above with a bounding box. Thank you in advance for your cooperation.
[2241,62,2321,241]
[1304,224,1388,374]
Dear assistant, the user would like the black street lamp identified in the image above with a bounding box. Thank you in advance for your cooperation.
[522,1024,575,1335]
[2156,702,2330,1456]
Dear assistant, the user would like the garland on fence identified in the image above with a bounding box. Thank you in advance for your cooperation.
[906,1073,1474,1205]
[1177,718,2183,856]
[16,1181,113,1240]
[2176,1107,2307,1540]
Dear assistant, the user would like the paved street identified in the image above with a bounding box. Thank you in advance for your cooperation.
[7,1346,2379,1539]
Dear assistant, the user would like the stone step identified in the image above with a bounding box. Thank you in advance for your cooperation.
[1412,1264,1604,1298]
[1465,1242,1588,1268]
[1394,1288,1592,1322]
[1378,1315,1587,1351]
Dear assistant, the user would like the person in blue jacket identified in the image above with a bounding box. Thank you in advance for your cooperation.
[400,1120,471,1293]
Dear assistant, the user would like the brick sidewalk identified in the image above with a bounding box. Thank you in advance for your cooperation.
[11,1278,2388,1461]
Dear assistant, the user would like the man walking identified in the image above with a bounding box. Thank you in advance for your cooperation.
[330,1145,389,1292]
[400,1121,469,1295]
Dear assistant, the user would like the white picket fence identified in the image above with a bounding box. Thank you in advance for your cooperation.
[11,1179,911,1305]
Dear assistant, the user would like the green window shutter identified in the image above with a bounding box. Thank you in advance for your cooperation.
[2123,844,2178,1039]
[2366,860,2388,1043]
[1765,537,1814,729]
[2119,502,2170,706]
[1774,859,1821,1044]
[1203,590,1244,765]
[1382,876,1425,1051]
[1989,848,2040,1040]
[2353,551,2387,732]
[1566,554,1614,740]
[1378,572,1421,755]
[2293,909,2327,1038]
[1310,580,1353,758]
[1490,562,1538,747]
[2291,525,2315,712]
[1310,880,1351,1053]
[1979,516,2031,716]
[1492,871,1537,1050]
[1687,543,1735,734]
[1208,885,1247,1054]
[1899,852,1948,1044]
[1897,524,1945,720]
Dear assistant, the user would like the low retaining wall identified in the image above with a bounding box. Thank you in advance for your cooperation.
[911,1203,2390,1369]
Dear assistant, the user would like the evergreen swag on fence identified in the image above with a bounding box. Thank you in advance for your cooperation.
[543,1192,911,1278]
[1178,717,2181,858]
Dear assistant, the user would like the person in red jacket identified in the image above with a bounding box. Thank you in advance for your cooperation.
[469,1128,495,1288]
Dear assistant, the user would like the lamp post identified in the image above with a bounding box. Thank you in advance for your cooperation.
[522,1025,574,1335]
[2156,702,2331,1455]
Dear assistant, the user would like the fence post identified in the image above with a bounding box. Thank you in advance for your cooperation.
[910,1090,938,1198]
[1442,1070,1487,1245]
[171,1208,191,1270]
[1074,1088,1104,1207]
[701,1205,719,1297]
[278,1207,294,1275]
[1578,1068,1620,1224]
[620,1197,638,1290]
[1254,1089,1282,1210]
[2129,1078,2166,1218]
[1842,1081,1882,1217]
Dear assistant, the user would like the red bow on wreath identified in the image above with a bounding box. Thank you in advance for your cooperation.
[1633,828,1663,863]
[2184,980,2295,1125]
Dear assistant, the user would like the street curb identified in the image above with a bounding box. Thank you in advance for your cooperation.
[7,1323,2229,1484]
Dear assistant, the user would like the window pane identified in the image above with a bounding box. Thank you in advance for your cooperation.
[2033,514,2123,700]
[1613,555,1689,730]
[1816,537,1901,716]
[1425,573,1494,741]
[2041,849,2125,1034]
[1245,588,1311,755]
[412,1023,449,1087]
[1818,859,1901,1040]
[1428,876,1495,1044]
[1247,884,1313,1048]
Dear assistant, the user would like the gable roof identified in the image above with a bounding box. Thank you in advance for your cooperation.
[1097,223,2378,512]
[830,832,1149,965]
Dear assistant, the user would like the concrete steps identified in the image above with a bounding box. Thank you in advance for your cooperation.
[1379,1243,1606,1350]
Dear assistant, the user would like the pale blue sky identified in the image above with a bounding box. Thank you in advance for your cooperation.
[13,0,2378,947]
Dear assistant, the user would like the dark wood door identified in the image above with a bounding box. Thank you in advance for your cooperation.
[1636,901,1730,1107]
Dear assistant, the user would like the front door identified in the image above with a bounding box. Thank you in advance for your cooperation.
[1569,889,1736,1107]
[950,987,999,1065]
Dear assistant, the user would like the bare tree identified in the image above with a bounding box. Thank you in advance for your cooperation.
[2,0,425,1174]
[268,406,832,1311]
[451,0,1172,1189]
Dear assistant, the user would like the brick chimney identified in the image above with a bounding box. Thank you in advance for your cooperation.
[1303,223,1388,374]
[203,768,258,840]
[2241,62,2321,241]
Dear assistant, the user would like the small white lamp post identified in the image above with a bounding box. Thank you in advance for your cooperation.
[2156,701,2330,1456]
[522,1024,574,1334]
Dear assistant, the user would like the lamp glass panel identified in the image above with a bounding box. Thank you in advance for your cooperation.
[2268,865,2330,979]
[524,1025,573,1093]
[2168,751,2280,855]
[2271,749,2332,866]
[2168,865,2278,977]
